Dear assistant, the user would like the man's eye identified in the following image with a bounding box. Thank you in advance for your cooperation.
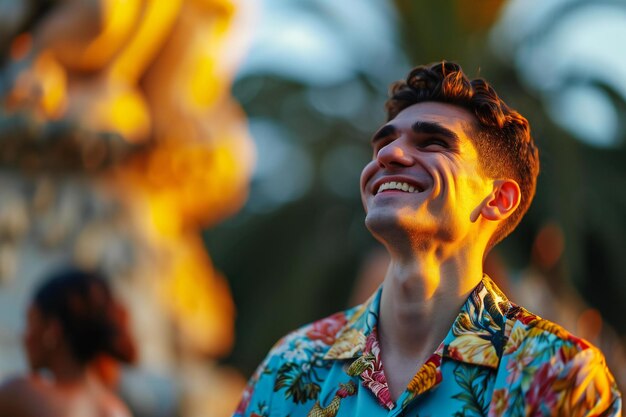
[421,139,448,149]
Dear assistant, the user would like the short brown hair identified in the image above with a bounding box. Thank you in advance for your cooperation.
[385,61,539,248]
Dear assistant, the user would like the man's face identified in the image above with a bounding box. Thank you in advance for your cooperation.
[360,102,493,248]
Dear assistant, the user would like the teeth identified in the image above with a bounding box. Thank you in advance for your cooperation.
[376,181,421,194]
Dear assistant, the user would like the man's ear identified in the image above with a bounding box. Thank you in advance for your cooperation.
[481,179,521,221]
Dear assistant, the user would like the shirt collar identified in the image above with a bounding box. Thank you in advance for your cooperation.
[441,275,512,369]
[324,288,380,360]
[324,275,512,369]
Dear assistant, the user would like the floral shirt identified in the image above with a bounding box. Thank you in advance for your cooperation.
[233,275,622,417]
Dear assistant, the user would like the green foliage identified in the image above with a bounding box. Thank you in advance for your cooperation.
[275,362,322,404]
[452,364,491,417]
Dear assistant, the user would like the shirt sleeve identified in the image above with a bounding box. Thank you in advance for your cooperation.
[232,349,281,417]
[557,346,622,417]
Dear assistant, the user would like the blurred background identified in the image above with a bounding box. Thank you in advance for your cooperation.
[0,0,625,415]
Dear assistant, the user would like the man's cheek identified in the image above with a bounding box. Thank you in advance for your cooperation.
[360,161,376,188]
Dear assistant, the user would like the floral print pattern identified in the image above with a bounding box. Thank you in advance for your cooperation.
[356,329,393,409]
[406,351,442,397]
[233,275,622,417]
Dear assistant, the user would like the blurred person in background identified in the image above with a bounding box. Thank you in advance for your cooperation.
[233,62,621,417]
[0,267,137,417]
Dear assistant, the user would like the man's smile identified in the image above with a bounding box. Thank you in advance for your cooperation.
[370,175,428,197]
[376,181,422,194]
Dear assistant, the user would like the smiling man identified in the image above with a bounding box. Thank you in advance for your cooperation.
[233,62,622,417]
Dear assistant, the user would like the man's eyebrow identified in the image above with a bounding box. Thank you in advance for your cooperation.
[371,125,397,143]
[412,121,459,142]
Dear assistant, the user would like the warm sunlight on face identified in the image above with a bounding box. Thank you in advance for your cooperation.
[360,102,494,251]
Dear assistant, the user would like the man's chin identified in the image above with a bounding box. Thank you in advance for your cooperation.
[364,211,399,231]
[365,213,440,248]
[366,214,414,242]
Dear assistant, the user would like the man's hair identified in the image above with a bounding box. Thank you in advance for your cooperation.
[385,61,539,248]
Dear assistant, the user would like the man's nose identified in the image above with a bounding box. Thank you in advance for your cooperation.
[376,141,413,168]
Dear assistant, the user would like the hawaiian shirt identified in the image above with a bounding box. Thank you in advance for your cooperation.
[233,275,622,417]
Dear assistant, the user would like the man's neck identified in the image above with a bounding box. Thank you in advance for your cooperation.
[377,247,484,400]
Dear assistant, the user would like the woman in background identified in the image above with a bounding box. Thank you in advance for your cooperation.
[0,267,136,417]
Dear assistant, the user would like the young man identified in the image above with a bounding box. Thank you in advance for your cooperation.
[233,62,622,417]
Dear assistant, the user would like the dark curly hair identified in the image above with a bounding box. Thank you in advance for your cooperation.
[385,61,539,248]
[33,267,137,366]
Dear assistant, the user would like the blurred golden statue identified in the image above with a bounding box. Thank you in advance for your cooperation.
[0,0,255,415]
